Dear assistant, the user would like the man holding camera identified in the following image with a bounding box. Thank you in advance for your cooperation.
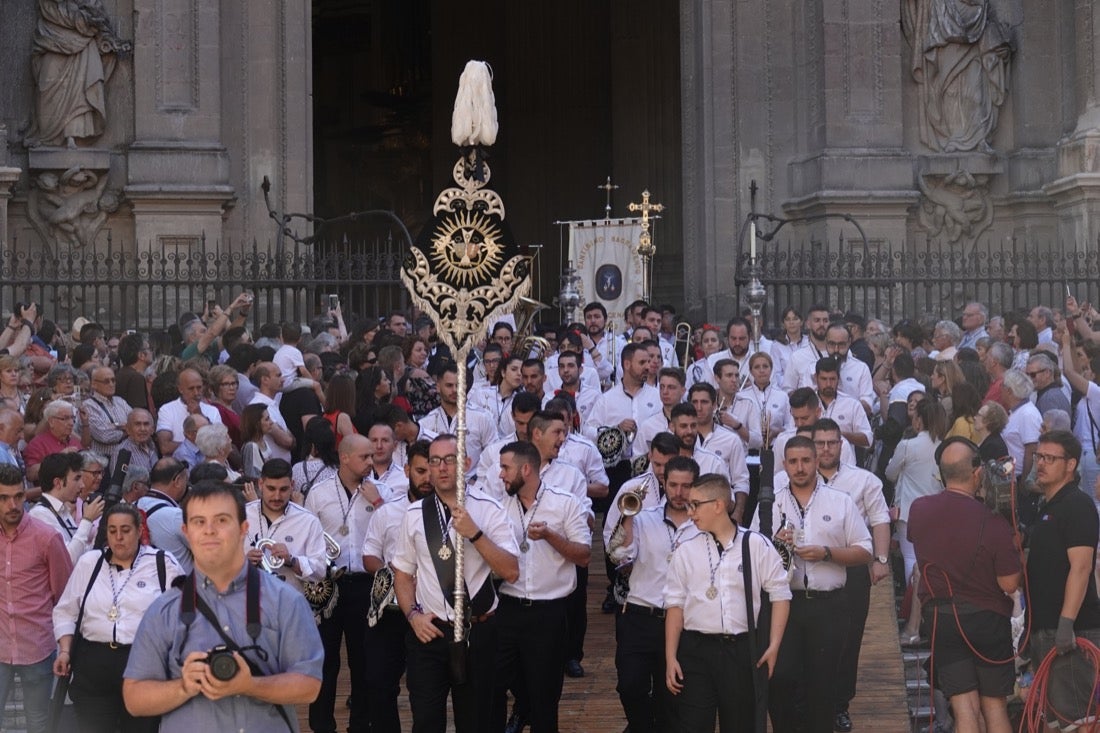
[123,480,323,732]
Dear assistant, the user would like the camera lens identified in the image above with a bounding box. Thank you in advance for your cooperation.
[208,650,238,681]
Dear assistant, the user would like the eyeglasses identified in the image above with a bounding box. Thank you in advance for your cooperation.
[1034,452,1069,465]
[50,415,75,422]
[219,381,238,388]
[428,455,459,466]
[686,499,718,512]
[813,439,841,448]
[1025,370,1049,378]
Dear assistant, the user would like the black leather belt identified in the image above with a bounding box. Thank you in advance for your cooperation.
[622,602,666,619]
[684,629,749,643]
[499,594,566,607]
[791,588,843,600]
[431,612,496,631]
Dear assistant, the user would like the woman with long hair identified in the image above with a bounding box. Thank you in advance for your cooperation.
[398,336,439,419]
[945,382,982,442]
[469,354,523,439]
[323,372,358,448]
[292,416,340,500]
[239,403,276,480]
[888,398,948,644]
[930,360,965,422]
[354,365,392,433]
[53,503,183,733]
[771,307,808,385]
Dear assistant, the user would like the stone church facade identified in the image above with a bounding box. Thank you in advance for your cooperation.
[1,1,1099,322]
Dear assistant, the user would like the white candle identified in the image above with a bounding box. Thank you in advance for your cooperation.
[749,219,757,260]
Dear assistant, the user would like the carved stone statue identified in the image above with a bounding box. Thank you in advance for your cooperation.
[902,0,1012,153]
[28,0,131,148]
[917,170,993,245]
[27,167,120,251]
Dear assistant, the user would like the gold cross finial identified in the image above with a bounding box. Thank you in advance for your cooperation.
[629,190,664,258]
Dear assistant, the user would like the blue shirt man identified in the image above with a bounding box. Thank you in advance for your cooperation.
[123,481,323,732]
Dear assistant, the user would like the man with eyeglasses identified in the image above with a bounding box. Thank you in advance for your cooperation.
[959,302,990,351]
[1025,430,1100,728]
[1027,352,1071,419]
[85,365,133,458]
[24,399,84,485]
[751,436,871,733]
[138,457,194,572]
[810,419,890,733]
[664,472,791,732]
[609,452,702,733]
[393,434,519,732]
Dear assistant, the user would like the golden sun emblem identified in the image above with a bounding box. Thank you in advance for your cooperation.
[429,210,504,286]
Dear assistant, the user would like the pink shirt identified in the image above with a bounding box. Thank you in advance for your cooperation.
[22,432,81,470]
[0,514,72,664]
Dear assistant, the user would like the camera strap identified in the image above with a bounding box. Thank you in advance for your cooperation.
[179,564,293,733]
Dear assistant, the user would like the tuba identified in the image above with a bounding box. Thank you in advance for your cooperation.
[513,296,550,340]
[520,335,551,360]
[255,538,284,573]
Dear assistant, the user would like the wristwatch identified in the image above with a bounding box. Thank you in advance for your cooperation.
[875,554,888,565]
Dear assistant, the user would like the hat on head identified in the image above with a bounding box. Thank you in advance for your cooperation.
[70,316,90,341]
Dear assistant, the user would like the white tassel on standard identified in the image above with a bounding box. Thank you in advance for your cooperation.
[451,60,498,147]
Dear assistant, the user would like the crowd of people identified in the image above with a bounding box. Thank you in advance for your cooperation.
[0,292,1096,733]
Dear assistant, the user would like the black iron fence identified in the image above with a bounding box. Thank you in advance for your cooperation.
[738,237,1100,325]
[0,234,408,340]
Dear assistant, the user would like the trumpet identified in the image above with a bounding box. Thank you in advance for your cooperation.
[607,474,654,564]
[256,538,285,573]
[674,322,693,367]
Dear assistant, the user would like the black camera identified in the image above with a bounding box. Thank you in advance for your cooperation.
[204,645,239,681]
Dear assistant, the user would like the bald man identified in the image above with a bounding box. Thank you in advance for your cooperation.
[305,433,394,733]
[155,368,222,455]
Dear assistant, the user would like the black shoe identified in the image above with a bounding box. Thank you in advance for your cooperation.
[601,594,617,613]
[565,658,585,678]
[834,710,853,732]
[504,709,527,733]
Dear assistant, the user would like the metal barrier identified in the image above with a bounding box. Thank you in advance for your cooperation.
[738,237,1100,325]
[0,233,408,336]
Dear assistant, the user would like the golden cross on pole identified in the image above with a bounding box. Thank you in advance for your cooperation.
[628,189,664,302]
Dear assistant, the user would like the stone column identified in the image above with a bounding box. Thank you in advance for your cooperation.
[785,0,916,250]
[1045,0,1100,247]
[125,0,235,248]
[218,1,313,249]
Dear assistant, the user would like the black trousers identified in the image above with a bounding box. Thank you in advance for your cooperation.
[405,616,498,733]
[361,607,408,733]
[616,608,677,733]
[491,596,569,733]
[310,572,371,733]
[676,630,756,733]
[835,565,871,711]
[769,591,846,733]
[68,641,158,733]
[565,566,588,661]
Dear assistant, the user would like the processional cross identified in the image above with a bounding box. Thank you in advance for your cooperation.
[628,189,664,302]
[598,176,619,220]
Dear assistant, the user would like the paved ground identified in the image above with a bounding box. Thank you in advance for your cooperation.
[297,550,911,732]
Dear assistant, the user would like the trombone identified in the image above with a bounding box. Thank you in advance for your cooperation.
[674,322,693,366]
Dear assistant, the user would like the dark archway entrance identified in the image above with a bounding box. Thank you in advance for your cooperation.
[311,0,683,315]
